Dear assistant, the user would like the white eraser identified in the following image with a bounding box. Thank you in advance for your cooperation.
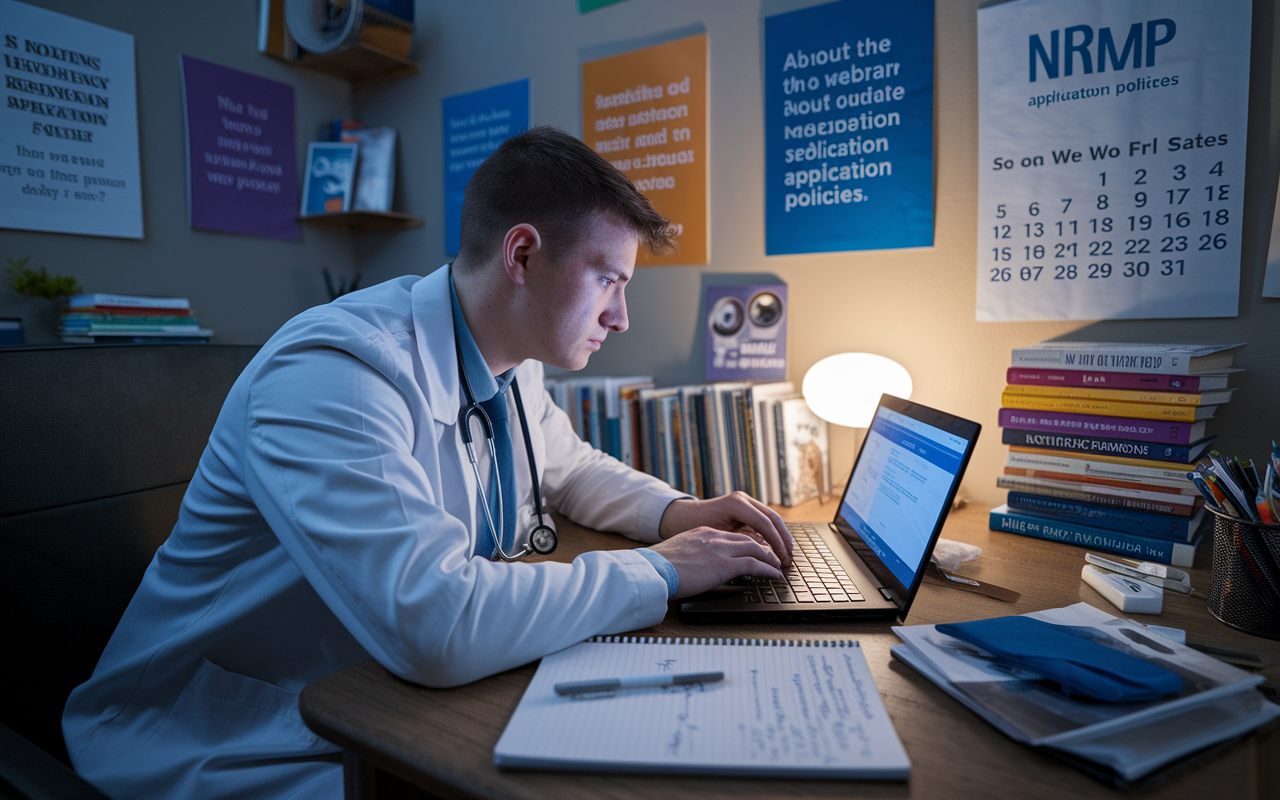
[1082,565,1163,614]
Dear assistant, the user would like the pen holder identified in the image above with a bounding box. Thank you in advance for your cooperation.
[1205,507,1280,640]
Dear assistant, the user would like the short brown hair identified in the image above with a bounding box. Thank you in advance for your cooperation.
[456,126,675,267]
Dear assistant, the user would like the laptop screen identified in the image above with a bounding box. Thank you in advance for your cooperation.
[834,396,979,610]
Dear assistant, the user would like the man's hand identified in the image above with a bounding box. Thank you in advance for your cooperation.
[647,527,784,600]
[658,492,793,567]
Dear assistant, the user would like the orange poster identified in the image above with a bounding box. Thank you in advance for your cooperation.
[583,34,707,266]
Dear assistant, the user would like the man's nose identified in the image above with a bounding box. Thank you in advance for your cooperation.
[603,290,628,333]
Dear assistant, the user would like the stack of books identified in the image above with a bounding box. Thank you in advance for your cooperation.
[544,376,829,507]
[60,293,213,344]
[988,342,1245,566]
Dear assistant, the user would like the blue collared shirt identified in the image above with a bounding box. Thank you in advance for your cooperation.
[446,269,677,597]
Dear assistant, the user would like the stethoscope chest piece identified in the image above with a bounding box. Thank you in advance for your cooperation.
[529,524,558,555]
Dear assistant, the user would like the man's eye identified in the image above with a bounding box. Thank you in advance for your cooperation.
[599,276,614,287]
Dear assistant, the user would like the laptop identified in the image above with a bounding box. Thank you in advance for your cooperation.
[680,394,980,622]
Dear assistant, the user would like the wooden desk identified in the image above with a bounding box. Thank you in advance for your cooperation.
[300,499,1279,800]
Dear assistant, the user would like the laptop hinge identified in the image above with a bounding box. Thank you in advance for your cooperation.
[878,587,895,602]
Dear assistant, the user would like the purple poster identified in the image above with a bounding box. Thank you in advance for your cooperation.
[181,55,298,240]
[705,284,788,382]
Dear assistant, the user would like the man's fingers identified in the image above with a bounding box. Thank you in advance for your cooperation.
[720,531,781,569]
[732,555,784,581]
[731,495,793,564]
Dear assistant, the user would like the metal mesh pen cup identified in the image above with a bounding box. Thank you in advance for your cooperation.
[1206,507,1280,640]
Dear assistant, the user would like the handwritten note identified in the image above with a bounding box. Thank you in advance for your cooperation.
[494,638,910,778]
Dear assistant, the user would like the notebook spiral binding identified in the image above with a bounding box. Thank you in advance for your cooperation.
[587,636,859,647]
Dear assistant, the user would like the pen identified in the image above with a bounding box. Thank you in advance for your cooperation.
[554,671,725,697]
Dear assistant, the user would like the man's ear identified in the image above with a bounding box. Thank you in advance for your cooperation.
[502,223,542,285]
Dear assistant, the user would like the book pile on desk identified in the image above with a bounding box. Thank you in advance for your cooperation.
[989,342,1246,566]
[544,377,828,506]
[60,293,213,344]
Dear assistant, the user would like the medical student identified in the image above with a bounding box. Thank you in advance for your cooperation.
[63,127,793,800]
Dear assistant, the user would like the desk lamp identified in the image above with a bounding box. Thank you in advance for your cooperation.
[801,353,913,472]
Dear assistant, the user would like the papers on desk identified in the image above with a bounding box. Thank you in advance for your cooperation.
[494,636,910,778]
[892,603,1280,785]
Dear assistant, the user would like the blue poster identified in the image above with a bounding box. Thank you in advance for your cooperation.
[764,0,934,254]
[442,79,530,255]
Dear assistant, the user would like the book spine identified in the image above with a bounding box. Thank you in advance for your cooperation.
[1006,367,1203,392]
[653,397,668,485]
[1005,491,1193,540]
[1001,392,1202,422]
[997,408,1198,444]
[1009,347,1199,375]
[1002,384,1207,406]
[640,397,656,478]
[619,402,633,468]
[704,392,725,497]
[722,392,741,493]
[1003,451,1194,484]
[989,506,1196,566]
[1002,467,1195,495]
[667,397,685,493]
[591,386,606,450]
[774,401,791,507]
[1000,428,1201,463]
[741,391,761,501]
[683,395,703,498]
[995,477,1196,515]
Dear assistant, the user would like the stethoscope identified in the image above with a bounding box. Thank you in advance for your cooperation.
[453,314,558,560]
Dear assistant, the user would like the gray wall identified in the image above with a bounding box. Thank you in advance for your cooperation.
[2,0,359,345]
[356,0,1280,506]
[5,0,1279,506]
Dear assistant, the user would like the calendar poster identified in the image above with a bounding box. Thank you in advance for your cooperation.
[977,0,1251,321]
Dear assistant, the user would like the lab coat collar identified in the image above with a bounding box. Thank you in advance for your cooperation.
[410,266,465,426]
[448,270,515,403]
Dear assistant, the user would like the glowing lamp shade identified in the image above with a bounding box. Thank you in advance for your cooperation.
[802,353,912,428]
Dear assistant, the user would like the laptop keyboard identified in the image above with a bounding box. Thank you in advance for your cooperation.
[729,522,865,604]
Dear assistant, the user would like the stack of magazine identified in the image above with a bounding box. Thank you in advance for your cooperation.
[892,602,1280,785]
[544,376,829,506]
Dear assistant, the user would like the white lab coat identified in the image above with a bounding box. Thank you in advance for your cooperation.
[62,267,683,800]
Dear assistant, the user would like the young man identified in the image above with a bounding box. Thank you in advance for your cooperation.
[62,127,792,799]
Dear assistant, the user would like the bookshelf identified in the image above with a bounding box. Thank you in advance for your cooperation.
[275,41,420,86]
[299,211,423,232]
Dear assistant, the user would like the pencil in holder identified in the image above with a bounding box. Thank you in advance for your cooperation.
[1206,506,1280,640]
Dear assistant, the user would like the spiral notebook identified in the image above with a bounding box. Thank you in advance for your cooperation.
[493,636,910,778]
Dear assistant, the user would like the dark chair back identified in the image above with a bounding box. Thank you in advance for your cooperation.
[0,344,257,764]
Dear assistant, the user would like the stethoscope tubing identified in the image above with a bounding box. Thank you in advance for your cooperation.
[452,295,555,560]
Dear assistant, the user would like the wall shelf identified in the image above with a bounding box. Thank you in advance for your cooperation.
[275,42,418,86]
[300,211,423,232]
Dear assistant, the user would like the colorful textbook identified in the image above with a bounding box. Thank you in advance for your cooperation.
[992,342,1244,561]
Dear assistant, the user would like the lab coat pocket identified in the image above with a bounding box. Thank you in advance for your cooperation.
[115,658,339,799]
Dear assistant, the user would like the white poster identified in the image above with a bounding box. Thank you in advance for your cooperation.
[977,0,1250,321]
[0,0,143,239]
[1263,173,1280,297]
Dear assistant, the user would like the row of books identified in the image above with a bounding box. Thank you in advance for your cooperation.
[544,377,831,507]
[988,341,1246,566]
[59,293,213,344]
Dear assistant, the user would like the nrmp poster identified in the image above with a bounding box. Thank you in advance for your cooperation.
[0,0,143,239]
